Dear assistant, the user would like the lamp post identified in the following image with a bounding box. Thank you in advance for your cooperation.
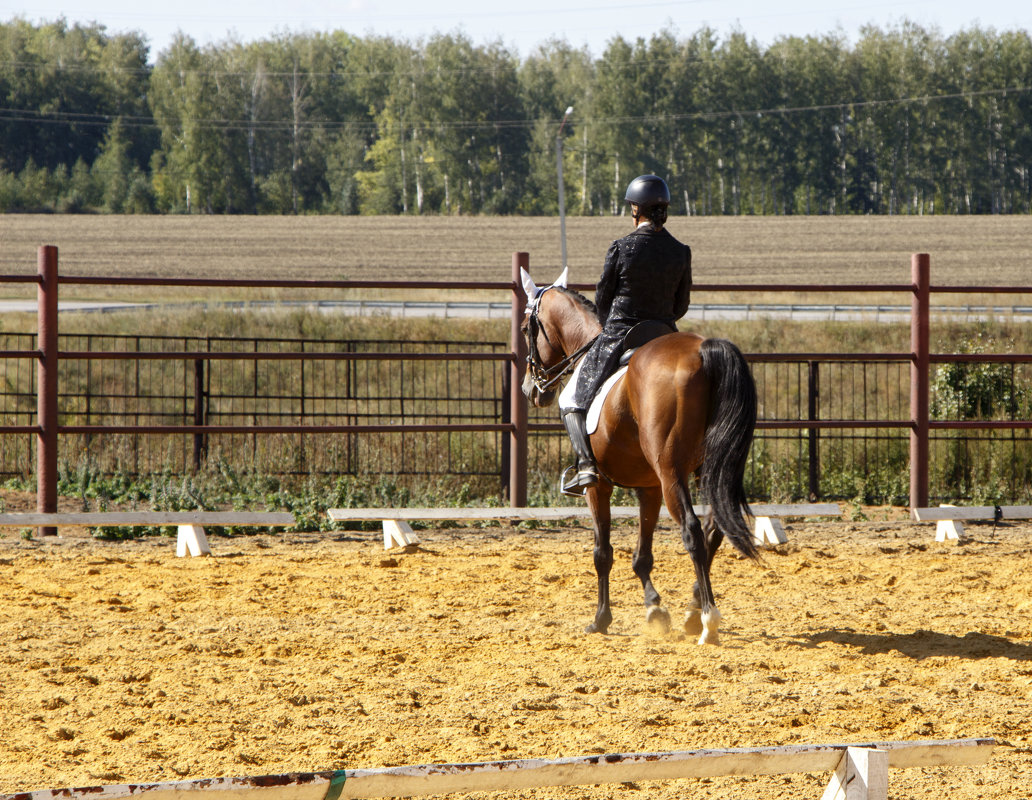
[557,105,573,269]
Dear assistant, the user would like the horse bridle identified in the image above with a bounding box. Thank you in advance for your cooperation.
[524,287,598,394]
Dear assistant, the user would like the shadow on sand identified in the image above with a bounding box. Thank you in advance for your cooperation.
[789,628,1032,661]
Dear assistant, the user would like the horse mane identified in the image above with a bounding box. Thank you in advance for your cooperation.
[554,285,597,317]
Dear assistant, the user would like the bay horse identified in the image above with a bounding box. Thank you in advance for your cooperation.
[520,268,759,644]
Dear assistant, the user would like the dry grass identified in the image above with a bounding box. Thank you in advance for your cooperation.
[1,215,1030,309]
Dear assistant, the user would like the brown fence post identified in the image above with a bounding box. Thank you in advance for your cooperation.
[193,357,206,471]
[37,246,59,537]
[509,252,529,507]
[910,253,930,510]
[500,363,511,498]
[807,360,820,501]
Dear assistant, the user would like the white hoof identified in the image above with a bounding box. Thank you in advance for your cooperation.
[698,608,722,645]
[646,605,671,634]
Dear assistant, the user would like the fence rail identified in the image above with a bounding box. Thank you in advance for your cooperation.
[2,247,1030,535]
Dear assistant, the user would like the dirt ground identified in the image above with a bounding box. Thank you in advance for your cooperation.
[1,508,1030,799]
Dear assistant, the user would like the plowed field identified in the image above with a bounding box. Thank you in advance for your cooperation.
[2,214,1031,288]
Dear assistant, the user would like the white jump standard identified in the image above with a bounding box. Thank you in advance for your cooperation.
[911,504,1032,541]
[0,511,296,557]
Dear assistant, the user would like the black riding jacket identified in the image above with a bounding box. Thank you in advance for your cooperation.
[595,224,692,327]
[570,223,692,410]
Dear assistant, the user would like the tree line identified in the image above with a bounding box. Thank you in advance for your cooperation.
[2,17,1031,216]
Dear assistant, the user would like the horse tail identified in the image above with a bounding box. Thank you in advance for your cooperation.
[699,337,759,560]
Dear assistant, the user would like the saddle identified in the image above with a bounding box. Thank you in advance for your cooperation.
[618,320,677,366]
[587,320,677,435]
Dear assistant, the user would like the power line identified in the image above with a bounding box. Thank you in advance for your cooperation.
[0,84,1028,135]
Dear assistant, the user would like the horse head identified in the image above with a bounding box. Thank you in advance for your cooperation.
[519,267,596,408]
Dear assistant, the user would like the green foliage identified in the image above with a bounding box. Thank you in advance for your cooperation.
[125,169,156,213]
[927,328,1030,501]
[745,441,803,503]
[5,19,1032,214]
[92,119,133,213]
[0,169,22,211]
[931,328,1023,420]
[61,158,101,212]
[928,432,1032,505]
[47,451,521,539]
[356,107,406,214]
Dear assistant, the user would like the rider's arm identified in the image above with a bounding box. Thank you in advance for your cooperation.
[595,241,620,324]
[672,245,692,319]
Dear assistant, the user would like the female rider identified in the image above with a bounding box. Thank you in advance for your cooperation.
[559,174,692,495]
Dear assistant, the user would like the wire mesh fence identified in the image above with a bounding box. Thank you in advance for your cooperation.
[1,332,1029,503]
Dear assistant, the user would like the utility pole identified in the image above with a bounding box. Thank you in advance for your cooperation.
[557,105,573,268]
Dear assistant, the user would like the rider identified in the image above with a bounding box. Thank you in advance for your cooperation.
[559,174,693,495]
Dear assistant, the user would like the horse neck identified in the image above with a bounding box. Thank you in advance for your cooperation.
[548,291,600,355]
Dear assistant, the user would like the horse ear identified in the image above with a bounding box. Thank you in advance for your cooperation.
[519,267,538,301]
[554,267,569,288]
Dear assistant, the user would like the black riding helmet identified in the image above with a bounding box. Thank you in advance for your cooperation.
[624,174,670,209]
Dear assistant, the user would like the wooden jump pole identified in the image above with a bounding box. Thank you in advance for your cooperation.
[910,253,930,510]
[0,738,993,800]
[37,245,59,537]
[509,252,529,507]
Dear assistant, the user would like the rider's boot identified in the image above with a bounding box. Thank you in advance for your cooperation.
[560,409,598,496]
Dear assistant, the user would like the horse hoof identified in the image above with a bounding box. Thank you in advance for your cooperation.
[683,608,703,636]
[697,609,723,645]
[585,621,609,635]
[645,605,670,634]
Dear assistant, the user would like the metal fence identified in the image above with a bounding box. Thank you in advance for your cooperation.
[2,332,1029,504]
[2,247,1031,521]
[0,331,511,482]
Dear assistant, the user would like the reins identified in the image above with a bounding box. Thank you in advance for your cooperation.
[525,288,598,393]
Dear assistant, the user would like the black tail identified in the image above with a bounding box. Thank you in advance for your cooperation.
[699,337,759,560]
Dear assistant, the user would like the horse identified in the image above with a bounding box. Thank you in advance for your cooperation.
[520,268,759,644]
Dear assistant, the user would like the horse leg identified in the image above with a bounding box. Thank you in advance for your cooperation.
[585,482,614,634]
[665,480,722,645]
[685,521,725,640]
[634,486,670,633]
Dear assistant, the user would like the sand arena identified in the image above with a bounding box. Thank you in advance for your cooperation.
[1,508,1030,799]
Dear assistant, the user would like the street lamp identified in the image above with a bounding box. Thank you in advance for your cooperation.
[557,105,573,269]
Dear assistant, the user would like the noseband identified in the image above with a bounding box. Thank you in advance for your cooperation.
[524,287,598,394]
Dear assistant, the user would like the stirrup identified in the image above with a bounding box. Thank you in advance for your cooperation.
[560,464,598,497]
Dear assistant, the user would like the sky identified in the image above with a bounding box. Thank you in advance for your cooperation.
[4,0,1032,60]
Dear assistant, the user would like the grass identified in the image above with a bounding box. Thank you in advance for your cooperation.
[4,307,1031,511]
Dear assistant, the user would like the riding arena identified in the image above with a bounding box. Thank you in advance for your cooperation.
[1,216,1030,800]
